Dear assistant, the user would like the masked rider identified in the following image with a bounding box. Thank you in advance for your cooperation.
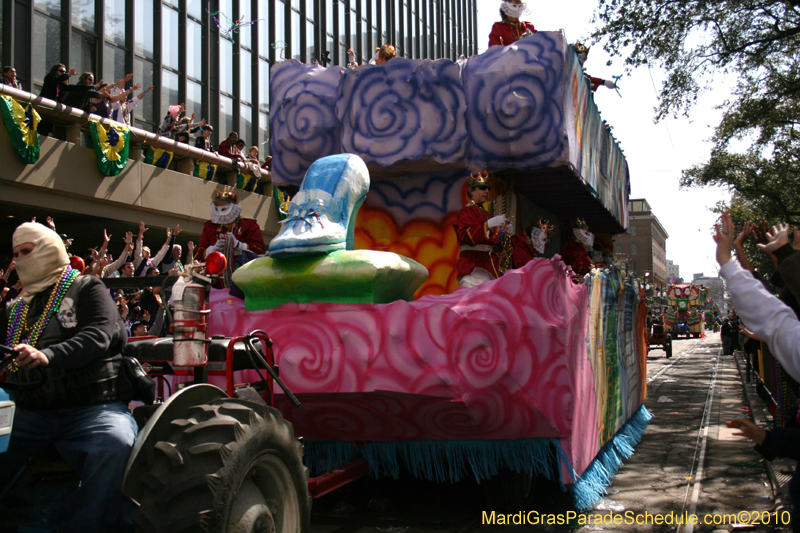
[560,218,596,277]
[0,222,137,532]
[196,186,266,261]
[489,0,537,47]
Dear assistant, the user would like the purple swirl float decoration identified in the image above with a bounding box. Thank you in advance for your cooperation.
[336,58,467,167]
[270,60,344,185]
[463,32,568,171]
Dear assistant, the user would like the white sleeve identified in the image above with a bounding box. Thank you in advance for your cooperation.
[720,260,800,382]
[106,249,129,274]
[151,242,171,267]
[133,238,144,268]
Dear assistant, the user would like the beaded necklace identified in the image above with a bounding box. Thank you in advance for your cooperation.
[5,266,79,372]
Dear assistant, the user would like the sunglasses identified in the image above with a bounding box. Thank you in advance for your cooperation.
[58,69,66,73]
[477,185,491,191]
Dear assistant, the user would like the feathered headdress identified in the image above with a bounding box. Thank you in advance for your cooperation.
[573,42,589,55]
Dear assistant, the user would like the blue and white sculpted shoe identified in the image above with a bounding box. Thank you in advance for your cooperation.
[269,154,370,257]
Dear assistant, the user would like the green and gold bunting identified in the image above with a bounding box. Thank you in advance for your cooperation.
[237,173,259,192]
[193,160,217,181]
[0,95,41,164]
[144,146,174,168]
[89,120,130,176]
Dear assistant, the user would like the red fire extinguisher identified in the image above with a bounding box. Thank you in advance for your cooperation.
[172,281,209,367]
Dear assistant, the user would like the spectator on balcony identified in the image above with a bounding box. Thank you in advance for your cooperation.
[174,115,206,139]
[1,66,22,90]
[61,72,105,112]
[247,145,260,163]
[157,103,185,138]
[195,124,215,152]
[37,64,78,136]
[217,132,243,161]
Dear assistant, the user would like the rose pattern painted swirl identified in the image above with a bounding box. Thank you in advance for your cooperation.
[270,60,344,185]
[336,58,468,167]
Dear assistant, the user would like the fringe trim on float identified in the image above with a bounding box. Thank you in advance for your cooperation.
[304,437,563,484]
[569,404,653,510]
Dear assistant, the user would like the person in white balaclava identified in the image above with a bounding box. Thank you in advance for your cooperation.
[560,218,596,277]
[0,222,137,532]
[489,0,537,47]
[195,186,265,260]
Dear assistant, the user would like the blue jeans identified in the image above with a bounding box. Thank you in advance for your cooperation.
[0,401,137,533]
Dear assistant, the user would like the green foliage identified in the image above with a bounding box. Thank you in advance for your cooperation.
[593,0,800,231]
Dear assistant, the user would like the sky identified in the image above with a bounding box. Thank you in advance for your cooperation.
[475,0,734,279]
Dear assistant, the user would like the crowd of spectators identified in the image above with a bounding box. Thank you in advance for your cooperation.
[0,216,200,340]
[1,62,273,179]
[714,213,800,531]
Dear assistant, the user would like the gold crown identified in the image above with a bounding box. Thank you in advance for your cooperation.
[536,218,555,235]
[467,170,491,188]
[571,217,589,230]
[214,186,239,203]
[379,44,397,59]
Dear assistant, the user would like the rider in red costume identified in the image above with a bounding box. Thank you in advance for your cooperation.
[196,187,265,261]
[488,0,537,47]
[453,172,508,287]
[560,218,596,278]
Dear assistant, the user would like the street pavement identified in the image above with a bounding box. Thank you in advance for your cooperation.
[310,333,790,533]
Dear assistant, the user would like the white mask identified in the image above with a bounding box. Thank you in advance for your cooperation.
[530,227,549,255]
[12,222,70,302]
[211,202,243,225]
[501,1,528,19]
[573,228,594,249]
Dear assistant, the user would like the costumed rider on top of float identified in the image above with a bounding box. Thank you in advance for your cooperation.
[489,0,536,47]
[560,218,597,278]
[573,42,619,92]
[0,222,137,533]
[510,218,555,270]
[453,171,510,288]
[196,186,266,289]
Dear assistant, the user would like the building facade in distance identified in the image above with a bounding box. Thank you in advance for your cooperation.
[667,259,681,284]
[1,0,478,149]
[614,198,669,294]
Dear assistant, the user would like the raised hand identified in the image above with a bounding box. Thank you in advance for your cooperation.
[713,212,735,266]
[124,231,133,245]
[756,223,790,254]
[138,221,149,235]
[45,216,56,231]
[173,224,182,237]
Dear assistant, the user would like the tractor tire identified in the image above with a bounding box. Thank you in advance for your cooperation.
[131,398,311,533]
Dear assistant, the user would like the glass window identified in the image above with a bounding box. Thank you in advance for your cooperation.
[630,225,637,236]
[275,1,286,53]
[338,0,345,43]
[220,37,233,94]
[326,0,333,35]
[220,95,234,138]
[380,0,386,34]
[240,48,252,103]
[162,4,179,69]
[34,0,62,16]
[186,79,202,121]
[33,14,62,86]
[258,0,271,58]
[240,103,253,146]
[307,20,315,62]
[291,9,301,60]
[306,0,315,18]
[239,0,251,48]
[71,31,96,76]
[631,244,638,255]
[105,0,125,45]
[188,0,203,19]
[327,34,335,65]
[350,9,357,49]
[72,0,95,33]
[162,68,179,109]
[258,59,269,112]
[371,0,377,27]
[258,112,268,154]
[187,19,202,79]
[133,57,155,122]
[103,44,126,85]
[290,0,300,10]
[372,28,378,49]
[360,0,367,17]
[394,1,400,50]
[135,0,154,59]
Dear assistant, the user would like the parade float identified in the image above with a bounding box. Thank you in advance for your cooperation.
[190,30,650,511]
[663,284,707,338]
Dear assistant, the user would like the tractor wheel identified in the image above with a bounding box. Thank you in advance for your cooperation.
[131,398,311,533]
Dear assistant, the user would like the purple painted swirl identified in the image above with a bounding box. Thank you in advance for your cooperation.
[336,58,467,167]
[270,60,344,185]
